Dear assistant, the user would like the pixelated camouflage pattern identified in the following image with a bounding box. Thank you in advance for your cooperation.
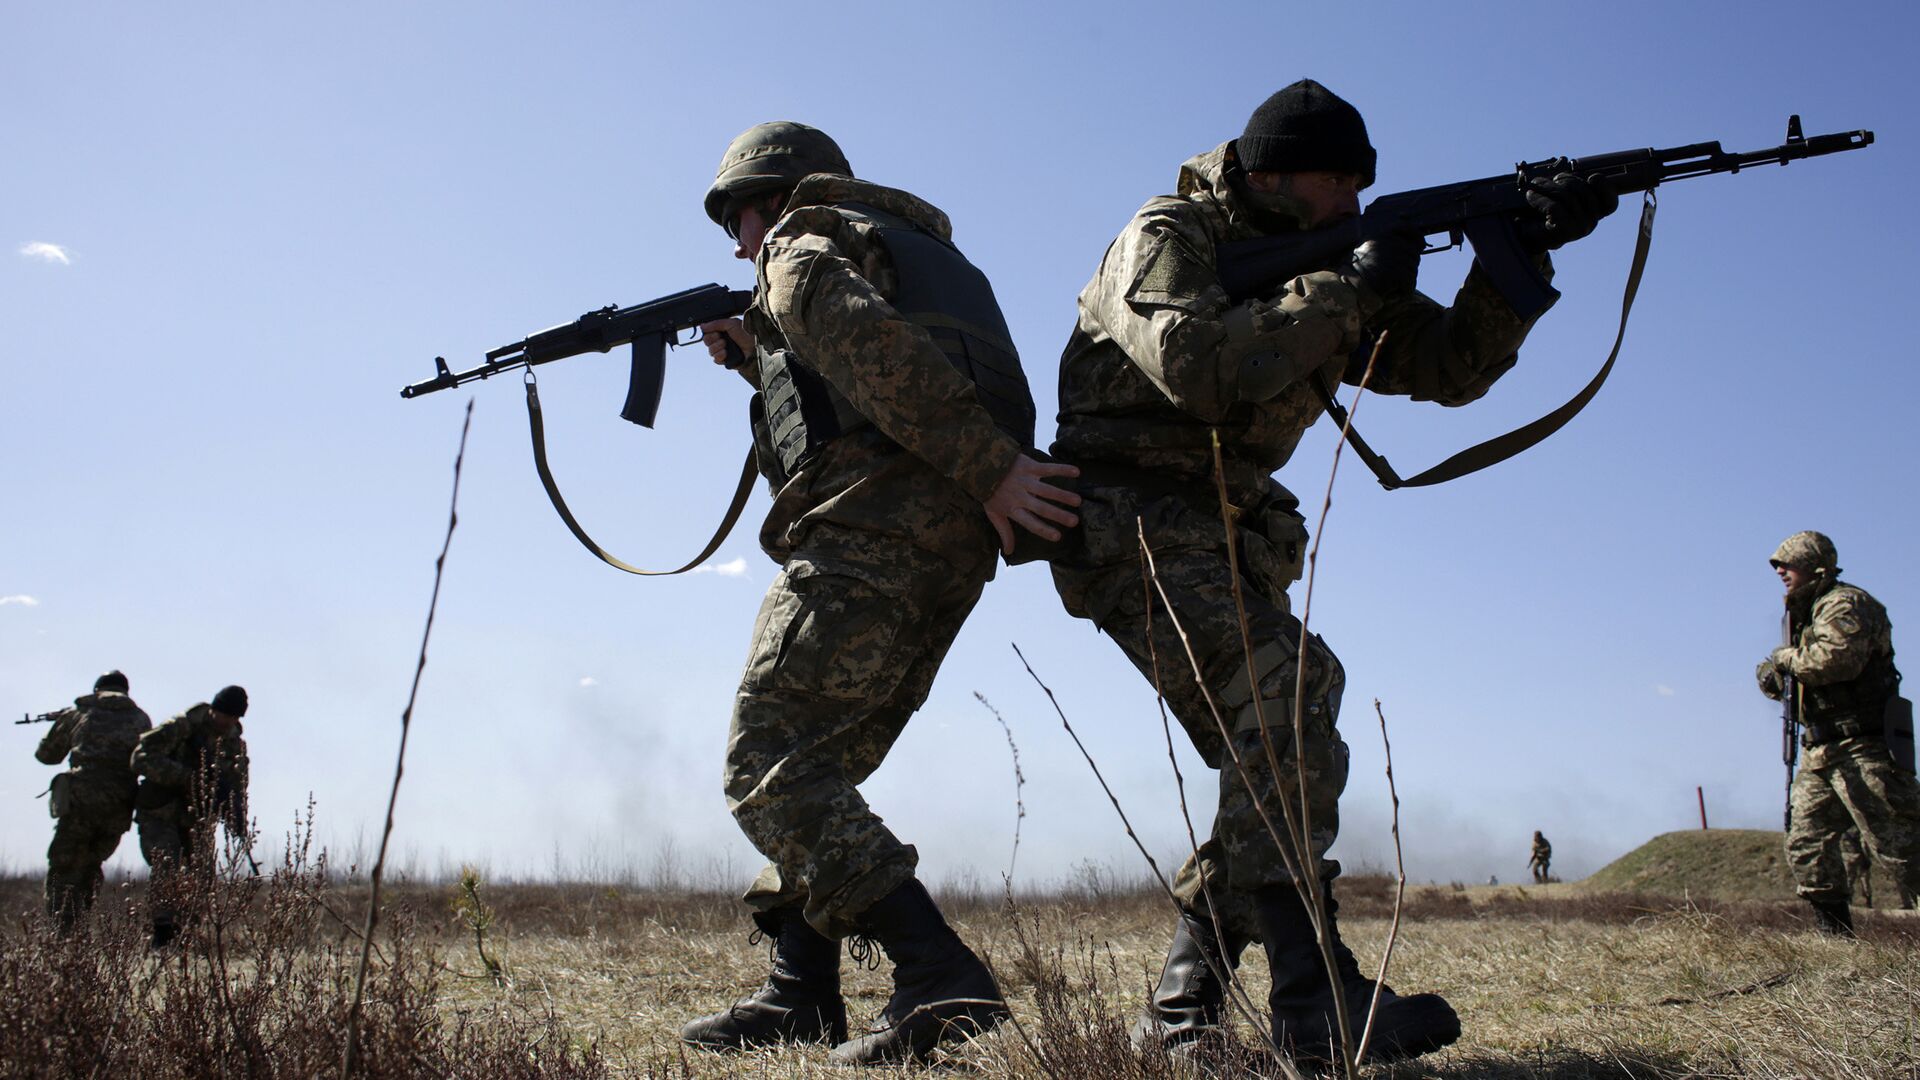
[726,528,989,938]
[35,691,150,925]
[1761,582,1895,707]
[1837,828,1873,906]
[1787,737,1920,903]
[1052,142,1551,510]
[1053,482,1347,928]
[745,174,1021,574]
[132,703,249,834]
[1770,530,1839,572]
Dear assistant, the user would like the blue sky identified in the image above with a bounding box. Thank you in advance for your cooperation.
[3,1,1913,888]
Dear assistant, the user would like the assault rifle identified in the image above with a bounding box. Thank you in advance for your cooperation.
[399,283,752,428]
[1216,115,1874,315]
[17,711,57,725]
[1782,610,1799,831]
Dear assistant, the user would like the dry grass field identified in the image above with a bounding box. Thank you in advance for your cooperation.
[5,847,1917,1080]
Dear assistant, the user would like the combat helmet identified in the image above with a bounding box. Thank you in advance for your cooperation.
[1769,530,1839,575]
[704,121,852,227]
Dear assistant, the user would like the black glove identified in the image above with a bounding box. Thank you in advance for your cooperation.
[1516,172,1619,253]
[1345,230,1422,298]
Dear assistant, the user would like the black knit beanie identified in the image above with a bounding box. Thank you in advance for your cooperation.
[1237,79,1376,186]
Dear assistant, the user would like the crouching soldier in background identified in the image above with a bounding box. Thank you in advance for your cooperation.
[33,670,151,931]
[132,684,250,947]
[678,121,1079,1066]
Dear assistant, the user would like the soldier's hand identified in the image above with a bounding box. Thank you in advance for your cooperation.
[699,318,754,368]
[1516,172,1619,253]
[1757,656,1785,700]
[984,454,1081,556]
[1346,231,1422,299]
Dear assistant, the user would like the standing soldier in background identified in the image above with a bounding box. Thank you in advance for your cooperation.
[1837,829,1874,907]
[678,122,1080,1065]
[1758,531,1919,936]
[1529,831,1553,884]
[32,670,151,931]
[132,684,250,947]
[1048,79,1616,1065]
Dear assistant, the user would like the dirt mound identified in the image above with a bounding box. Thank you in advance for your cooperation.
[1577,828,1797,901]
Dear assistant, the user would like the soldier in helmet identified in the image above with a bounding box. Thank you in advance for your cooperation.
[1045,80,1617,1066]
[1758,531,1919,936]
[678,121,1081,1065]
[33,670,151,931]
[131,684,251,947]
[1529,831,1553,884]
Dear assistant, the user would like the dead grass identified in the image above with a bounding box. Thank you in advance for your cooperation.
[4,868,1916,1077]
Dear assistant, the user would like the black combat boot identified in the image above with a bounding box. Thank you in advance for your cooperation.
[1256,883,1459,1066]
[828,879,1010,1065]
[1132,901,1252,1050]
[680,905,848,1049]
[1808,898,1856,938]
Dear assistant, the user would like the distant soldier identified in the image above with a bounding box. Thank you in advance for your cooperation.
[1529,831,1553,884]
[132,684,250,947]
[32,670,151,931]
[1758,531,1919,936]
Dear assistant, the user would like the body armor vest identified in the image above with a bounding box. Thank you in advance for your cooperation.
[758,202,1036,481]
[1802,648,1901,729]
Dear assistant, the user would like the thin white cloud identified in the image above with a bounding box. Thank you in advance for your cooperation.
[18,242,70,265]
[1656,684,1676,697]
[691,557,749,578]
[578,677,598,688]
[0,595,40,607]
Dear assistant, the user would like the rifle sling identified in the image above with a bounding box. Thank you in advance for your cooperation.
[525,379,757,576]
[1313,192,1657,490]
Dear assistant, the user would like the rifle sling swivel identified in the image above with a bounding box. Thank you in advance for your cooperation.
[1314,192,1658,490]
[524,378,757,576]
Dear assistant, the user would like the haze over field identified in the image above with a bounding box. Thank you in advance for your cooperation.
[4,1,1914,890]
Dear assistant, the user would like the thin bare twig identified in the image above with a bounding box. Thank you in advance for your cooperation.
[974,693,1027,884]
[1355,698,1409,1063]
[343,398,472,1075]
[1135,526,1272,1045]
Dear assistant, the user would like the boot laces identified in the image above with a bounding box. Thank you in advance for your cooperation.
[846,934,883,971]
[747,926,776,964]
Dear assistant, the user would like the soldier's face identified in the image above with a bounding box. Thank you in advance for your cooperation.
[1250,170,1365,228]
[728,204,776,262]
[1777,563,1813,593]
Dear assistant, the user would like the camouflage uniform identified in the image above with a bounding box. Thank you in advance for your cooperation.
[132,704,249,934]
[1758,548,1918,907]
[35,690,151,927]
[1529,832,1552,883]
[726,174,1026,938]
[1051,144,1551,936]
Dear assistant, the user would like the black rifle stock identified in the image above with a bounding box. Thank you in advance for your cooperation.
[399,283,753,427]
[1216,115,1874,315]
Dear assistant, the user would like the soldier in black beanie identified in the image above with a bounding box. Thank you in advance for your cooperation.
[1047,81,1617,1068]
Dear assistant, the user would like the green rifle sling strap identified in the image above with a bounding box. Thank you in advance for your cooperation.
[524,378,757,576]
[1313,192,1658,490]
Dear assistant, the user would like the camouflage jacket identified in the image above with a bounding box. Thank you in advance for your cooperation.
[743,175,1019,576]
[1053,143,1552,510]
[1761,581,1898,690]
[1761,579,1901,766]
[35,691,151,791]
[131,703,248,829]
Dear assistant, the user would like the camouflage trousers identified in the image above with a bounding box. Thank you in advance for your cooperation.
[1054,485,1348,941]
[727,535,990,939]
[1788,736,1920,904]
[45,783,134,929]
[137,812,213,933]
